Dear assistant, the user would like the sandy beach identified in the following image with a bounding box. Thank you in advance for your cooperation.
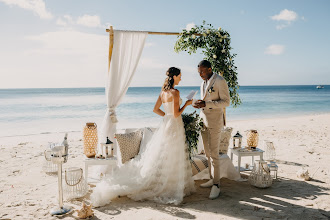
[0,113,329,220]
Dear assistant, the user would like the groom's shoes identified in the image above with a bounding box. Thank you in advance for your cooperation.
[200,179,214,188]
[209,184,221,200]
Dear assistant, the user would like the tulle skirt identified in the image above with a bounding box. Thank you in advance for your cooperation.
[91,115,195,206]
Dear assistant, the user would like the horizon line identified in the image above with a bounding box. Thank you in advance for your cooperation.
[0,84,328,90]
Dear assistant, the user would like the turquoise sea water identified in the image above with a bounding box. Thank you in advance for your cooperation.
[0,85,329,137]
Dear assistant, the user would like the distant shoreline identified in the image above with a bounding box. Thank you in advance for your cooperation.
[0,85,329,90]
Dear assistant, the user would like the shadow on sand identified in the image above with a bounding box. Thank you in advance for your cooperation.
[85,175,329,220]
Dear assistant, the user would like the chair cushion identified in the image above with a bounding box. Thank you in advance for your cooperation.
[115,130,142,163]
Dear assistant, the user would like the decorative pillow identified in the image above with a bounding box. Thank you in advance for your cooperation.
[124,128,143,134]
[139,127,154,156]
[219,127,233,154]
[191,155,209,176]
[115,130,142,163]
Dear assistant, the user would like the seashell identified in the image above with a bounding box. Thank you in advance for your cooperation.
[76,202,94,219]
[296,168,311,181]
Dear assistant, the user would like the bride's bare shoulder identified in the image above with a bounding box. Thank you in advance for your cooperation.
[170,89,180,96]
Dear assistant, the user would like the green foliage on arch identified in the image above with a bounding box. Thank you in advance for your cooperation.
[174,21,241,107]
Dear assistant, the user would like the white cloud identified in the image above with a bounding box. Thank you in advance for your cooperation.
[265,44,285,55]
[56,14,104,28]
[185,22,196,31]
[270,9,299,30]
[76,15,102,28]
[276,24,289,30]
[25,30,107,55]
[271,9,298,21]
[56,18,67,26]
[0,30,108,88]
[56,15,74,26]
[63,15,74,23]
[0,0,52,19]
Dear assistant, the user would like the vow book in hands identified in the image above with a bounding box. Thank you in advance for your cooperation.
[186,90,198,100]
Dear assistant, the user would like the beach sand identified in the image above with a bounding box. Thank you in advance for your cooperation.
[0,113,329,219]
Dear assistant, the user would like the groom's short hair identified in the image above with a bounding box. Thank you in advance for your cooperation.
[198,60,212,69]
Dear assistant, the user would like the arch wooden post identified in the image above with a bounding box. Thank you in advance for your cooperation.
[108,26,114,72]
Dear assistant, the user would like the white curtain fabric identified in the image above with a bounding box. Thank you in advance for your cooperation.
[101,30,147,156]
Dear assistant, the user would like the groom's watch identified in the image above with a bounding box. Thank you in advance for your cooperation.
[199,101,206,108]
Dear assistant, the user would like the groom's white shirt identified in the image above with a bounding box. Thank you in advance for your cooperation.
[203,73,216,95]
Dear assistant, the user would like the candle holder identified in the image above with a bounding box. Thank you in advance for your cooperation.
[233,131,243,149]
[97,137,114,159]
[264,140,278,179]
[268,161,278,179]
[247,130,259,149]
[63,167,88,200]
[249,160,272,188]
[83,122,98,158]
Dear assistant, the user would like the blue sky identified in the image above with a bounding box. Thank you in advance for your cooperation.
[0,0,329,88]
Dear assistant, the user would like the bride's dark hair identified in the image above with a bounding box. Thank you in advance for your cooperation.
[162,67,181,91]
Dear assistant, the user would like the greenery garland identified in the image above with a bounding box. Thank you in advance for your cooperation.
[182,111,203,159]
[174,21,241,107]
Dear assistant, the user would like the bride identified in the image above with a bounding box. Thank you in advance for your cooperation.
[91,67,195,206]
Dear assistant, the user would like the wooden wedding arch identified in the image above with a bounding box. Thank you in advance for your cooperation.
[105,26,226,125]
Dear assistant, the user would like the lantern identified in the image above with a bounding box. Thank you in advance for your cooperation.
[233,131,242,149]
[268,161,278,179]
[98,137,114,158]
[264,141,278,179]
[247,129,259,149]
[63,167,88,200]
[264,140,276,161]
[106,136,114,157]
[249,160,272,188]
[83,122,98,158]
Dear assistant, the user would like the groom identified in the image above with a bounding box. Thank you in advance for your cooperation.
[193,60,230,199]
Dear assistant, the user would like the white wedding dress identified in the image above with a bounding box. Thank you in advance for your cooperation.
[91,99,195,206]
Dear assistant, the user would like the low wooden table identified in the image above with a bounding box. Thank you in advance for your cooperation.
[84,156,118,183]
[230,147,264,172]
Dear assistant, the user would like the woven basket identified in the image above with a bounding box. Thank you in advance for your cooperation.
[249,160,272,188]
[63,167,88,200]
[247,130,259,148]
[83,122,98,158]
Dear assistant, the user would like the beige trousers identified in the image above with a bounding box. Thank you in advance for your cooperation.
[201,127,222,185]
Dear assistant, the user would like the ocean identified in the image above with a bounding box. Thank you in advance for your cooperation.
[0,85,329,137]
